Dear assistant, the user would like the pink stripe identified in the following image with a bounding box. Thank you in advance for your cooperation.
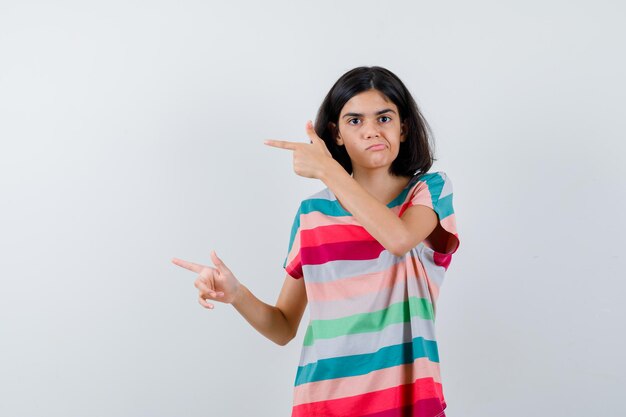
[308,279,410,320]
[301,240,385,265]
[285,229,303,278]
[292,377,444,417]
[286,229,301,262]
[293,358,441,406]
[299,206,402,231]
[437,214,460,267]
[439,213,457,236]
[415,255,440,301]
[360,398,446,417]
[305,261,405,302]
[300,211,359,229]
[306,256,440,303]
[407,182,433,210]
[426,274,439,301]
[433,252,451,270]
[301,224,375,248]
[286,253,303,279]
[397,201,412,217]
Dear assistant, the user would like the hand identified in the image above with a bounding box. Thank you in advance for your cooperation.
[172,250,241,309]
[264,120,334,179]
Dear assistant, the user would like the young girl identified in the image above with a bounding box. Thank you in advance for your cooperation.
[172,66,460,417]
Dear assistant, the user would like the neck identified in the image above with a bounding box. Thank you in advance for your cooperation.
[352,167,411,205]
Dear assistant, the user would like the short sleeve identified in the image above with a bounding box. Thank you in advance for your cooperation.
[406,171,460,258]
[283,206,303,279]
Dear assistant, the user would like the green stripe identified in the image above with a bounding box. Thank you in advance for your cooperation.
[303,297,435,346]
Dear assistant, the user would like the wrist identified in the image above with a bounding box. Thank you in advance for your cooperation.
[231,282,246,307]
[318,158,342,183]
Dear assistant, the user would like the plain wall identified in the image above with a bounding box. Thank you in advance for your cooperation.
[1,1,624,416]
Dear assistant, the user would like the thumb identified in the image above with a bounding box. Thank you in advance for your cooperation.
[305,120,323,144]
[210,250,231,274]
[306,120,331,156]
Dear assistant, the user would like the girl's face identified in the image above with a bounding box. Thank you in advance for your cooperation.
[334,89,406,175]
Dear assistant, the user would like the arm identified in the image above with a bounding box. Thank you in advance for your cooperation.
[265,122,439,257]
[231,273,307,346]
[173,252,307,346]
[320,162,438,257]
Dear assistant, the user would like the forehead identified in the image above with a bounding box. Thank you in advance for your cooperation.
[340,89,398,116]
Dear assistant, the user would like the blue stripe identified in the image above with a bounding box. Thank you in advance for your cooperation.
[387,186,412,209]
[437,194,454,219]
[300,198,348,216]
[294,336,439,386]
[421,173,444,207]
[283,206,302,268]
[298,181,415,218]
[420,172,454,220]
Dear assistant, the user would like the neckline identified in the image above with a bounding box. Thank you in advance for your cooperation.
[328,174,420,216]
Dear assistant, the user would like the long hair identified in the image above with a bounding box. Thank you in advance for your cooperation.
[314,66,435,177]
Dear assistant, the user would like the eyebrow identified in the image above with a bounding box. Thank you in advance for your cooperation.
[341,108,397,118]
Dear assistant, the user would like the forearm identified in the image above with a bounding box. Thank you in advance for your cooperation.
[231,284,293,346]
[320,162,413,256]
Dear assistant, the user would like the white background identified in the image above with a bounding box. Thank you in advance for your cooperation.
[1,1,624,416]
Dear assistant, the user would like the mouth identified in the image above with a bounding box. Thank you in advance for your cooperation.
[366,144,387,151]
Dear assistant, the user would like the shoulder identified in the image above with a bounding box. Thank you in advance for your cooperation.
[408,171,451,193]
[297,187,344,216]
[415,171,451,185]
[305,187,335,202]
[404,171,454,212]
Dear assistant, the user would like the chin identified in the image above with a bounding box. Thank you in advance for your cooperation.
[367,157,395,168]
[359,162,394,172]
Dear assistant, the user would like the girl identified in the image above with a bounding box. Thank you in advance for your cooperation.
[172,66,460,417]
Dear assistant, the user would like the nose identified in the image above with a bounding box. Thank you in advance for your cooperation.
[363,119,380,139]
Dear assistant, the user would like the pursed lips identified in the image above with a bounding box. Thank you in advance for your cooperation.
[366,143,387,150]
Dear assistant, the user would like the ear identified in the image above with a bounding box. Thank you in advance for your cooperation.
[329,122,344,146]
[400,121,408,143]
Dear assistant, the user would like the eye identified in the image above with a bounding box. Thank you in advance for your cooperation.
[348,118,361,125]
[379,116,391,123]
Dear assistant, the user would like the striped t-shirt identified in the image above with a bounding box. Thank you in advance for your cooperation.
[283,171,460,417]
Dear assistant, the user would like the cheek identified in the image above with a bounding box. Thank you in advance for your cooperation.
[343,143,359,159]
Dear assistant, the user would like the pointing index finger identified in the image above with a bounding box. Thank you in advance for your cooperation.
[171,258,205,274]
[264,140,300,150]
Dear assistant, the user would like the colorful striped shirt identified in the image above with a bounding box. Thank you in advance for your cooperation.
[283,171,460,417]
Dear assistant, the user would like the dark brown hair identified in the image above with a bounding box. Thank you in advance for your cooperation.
[314,66,435,177]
